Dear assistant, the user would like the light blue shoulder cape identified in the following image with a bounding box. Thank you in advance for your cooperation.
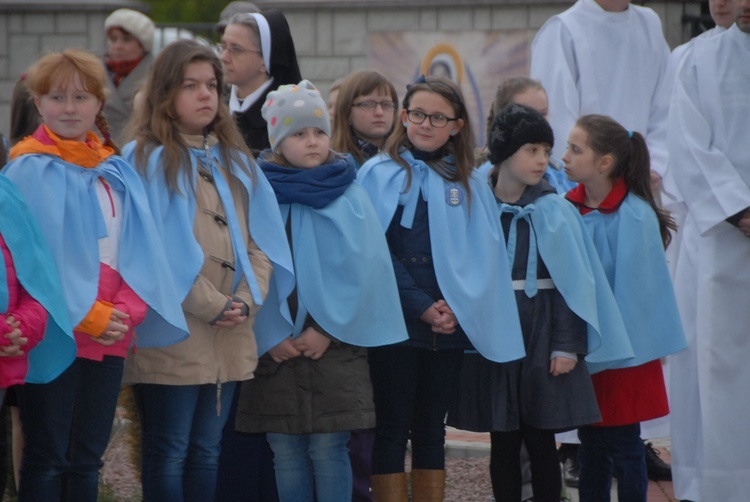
[510,193,634,373]
[3,153,189,348]
[0,174,75,383]
[122,142,295,355]
[280,182,408,347]
[581,194,687,368]
[357,151,524,363]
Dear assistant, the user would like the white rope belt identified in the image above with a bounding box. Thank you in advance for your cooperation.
[512,278,555,291]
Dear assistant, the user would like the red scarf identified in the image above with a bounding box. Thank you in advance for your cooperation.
[105,57,143,87]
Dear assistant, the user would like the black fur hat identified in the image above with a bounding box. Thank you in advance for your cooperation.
[488,104,554,165]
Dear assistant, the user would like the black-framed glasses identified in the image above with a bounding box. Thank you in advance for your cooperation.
[405,109,458,128]
[352,100,397,111]
[218,42,262,57]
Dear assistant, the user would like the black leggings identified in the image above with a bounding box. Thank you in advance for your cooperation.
[490,423,561,502]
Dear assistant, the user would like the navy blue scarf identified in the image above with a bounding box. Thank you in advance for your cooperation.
[258,151,356,209]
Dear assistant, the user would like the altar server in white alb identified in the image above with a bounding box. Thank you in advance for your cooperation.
[660,0,736,276]
[530,0,671,181]
[667,1,750,500]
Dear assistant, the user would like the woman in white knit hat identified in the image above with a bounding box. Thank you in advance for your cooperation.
[103,8,155,144]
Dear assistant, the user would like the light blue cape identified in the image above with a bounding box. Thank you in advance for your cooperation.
[358,151,525,363]
[280,182,408,347]
[123,142,295,355]
[581,194,687,368]
[508,193,635,373]
[0,174,75,383]
[3,153,189,348]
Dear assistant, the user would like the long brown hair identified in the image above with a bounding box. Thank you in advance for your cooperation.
[576,114,676,248]
[486,77,545,145]
[330,70,398,165]
[130,39,254,193]
[383,76,475,195]
[25,50,119,153]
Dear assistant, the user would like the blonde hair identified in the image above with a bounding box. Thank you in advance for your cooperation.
[26,49,119,153]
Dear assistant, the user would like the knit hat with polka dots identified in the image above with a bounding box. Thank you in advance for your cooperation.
[262,79,331,151]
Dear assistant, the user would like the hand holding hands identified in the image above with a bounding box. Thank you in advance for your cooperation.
[269,337,302,363]
[91,308,129,347]
[291,327,331,360]
[0,315,27,357]
[420,300,457,334]
[214,296,249,328]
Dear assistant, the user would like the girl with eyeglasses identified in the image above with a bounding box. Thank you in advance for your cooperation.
[331,70,399,169]
[357,75,524,500]
[220,10,301,157]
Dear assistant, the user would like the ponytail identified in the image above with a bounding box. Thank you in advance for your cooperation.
[96,110,120,155]
[576,114,676,248]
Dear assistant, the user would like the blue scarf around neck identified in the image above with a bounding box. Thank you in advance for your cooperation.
[258,151,356,208]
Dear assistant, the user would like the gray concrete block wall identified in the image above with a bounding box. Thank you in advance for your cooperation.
[0,5,134,138]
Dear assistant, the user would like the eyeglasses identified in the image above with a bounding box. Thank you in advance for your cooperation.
[352,101,397,111]
[405,109,458,128]
[218,43,261,57]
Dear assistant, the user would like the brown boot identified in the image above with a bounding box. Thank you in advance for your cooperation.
[410,469,446,502]
[370,472,408,502]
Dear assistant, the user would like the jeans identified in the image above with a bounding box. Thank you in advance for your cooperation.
[134,381,237,502]
[368,345,464,474]
[267,432,352,502]
[17,356,124,502]
[578,423,647,502]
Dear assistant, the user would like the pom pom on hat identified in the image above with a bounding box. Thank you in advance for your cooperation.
[488,104,554,166]
[105,9,155,53]
[262,80,331,150]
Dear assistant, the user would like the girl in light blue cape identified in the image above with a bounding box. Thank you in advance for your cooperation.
[357,76,524,499]
[235,79,406,502]
[563,114,686,501]
[120,40,295,501]
[448,104,633,502]
[0,174,75,386]
[4,48,187,502]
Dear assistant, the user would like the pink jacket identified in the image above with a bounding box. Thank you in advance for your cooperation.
[0,234,48,388]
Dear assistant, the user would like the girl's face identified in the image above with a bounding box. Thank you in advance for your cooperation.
[220,24,266,91]
[349,88,395,146]
[502,143,551,187]
[35,73,102,142]
[174,61,219,135]
[512,88,549,121]
[277,127,330,169]
[562,126,604,184]
[327,88,339,119]
[401,90,463,153]
[107,28,145,62]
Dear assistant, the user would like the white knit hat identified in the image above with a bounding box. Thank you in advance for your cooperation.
[104,9,155,53]
[262,80,330,150]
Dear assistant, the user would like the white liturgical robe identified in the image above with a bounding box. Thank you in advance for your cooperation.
[668,23,750,501]
[530,0,671,176]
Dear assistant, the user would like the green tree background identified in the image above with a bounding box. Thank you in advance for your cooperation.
[144,0,231,24]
